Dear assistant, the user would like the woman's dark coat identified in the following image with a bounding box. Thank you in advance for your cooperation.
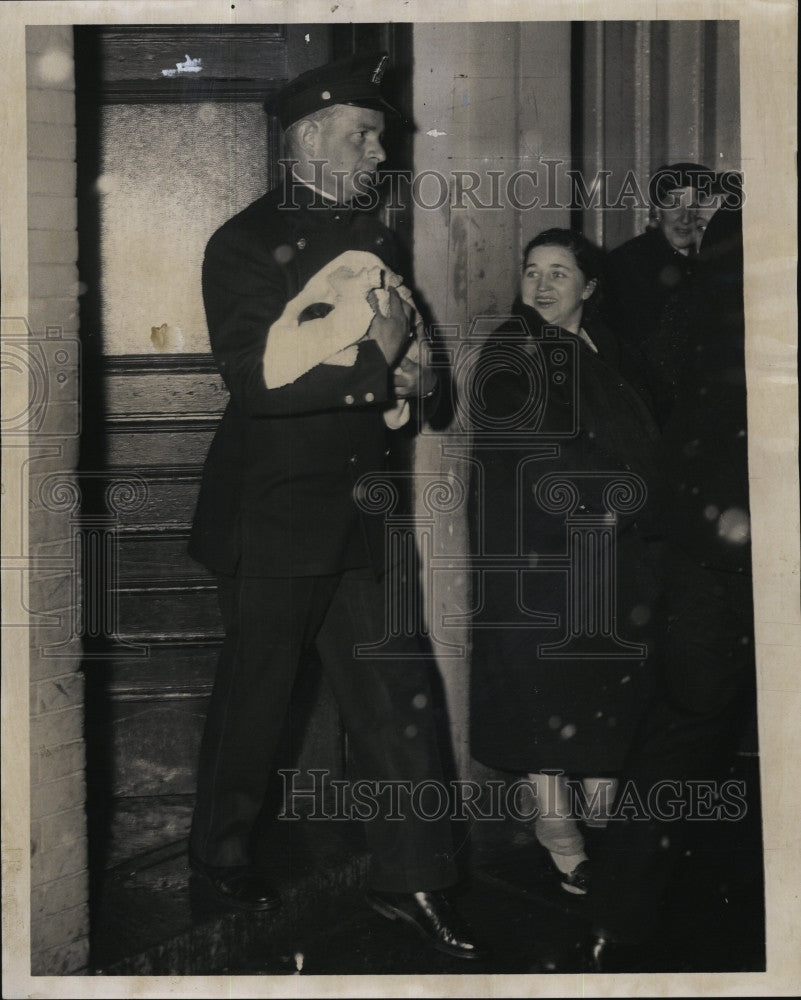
[469,299,663,775]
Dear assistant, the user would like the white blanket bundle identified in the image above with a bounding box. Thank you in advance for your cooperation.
[262,250,421,427]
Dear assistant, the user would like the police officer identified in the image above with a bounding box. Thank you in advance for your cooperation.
[187,52,482,961]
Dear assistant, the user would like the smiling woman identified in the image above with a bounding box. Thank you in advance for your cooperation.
[469,227,664,898]
[521,235,599,335]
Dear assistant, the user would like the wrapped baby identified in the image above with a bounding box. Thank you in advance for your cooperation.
[263,250,420,388]
[262,250,423,428]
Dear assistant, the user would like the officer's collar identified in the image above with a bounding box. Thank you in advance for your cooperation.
[290,168,339,206]
[281,171,377,219]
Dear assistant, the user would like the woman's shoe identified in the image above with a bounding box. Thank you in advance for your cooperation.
[559,859,591,896]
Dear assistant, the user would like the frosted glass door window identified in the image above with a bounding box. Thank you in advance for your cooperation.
[98,101,272,354]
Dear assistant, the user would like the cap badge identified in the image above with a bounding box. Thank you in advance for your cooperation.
[371,54,388,85]
[321,90,331,100]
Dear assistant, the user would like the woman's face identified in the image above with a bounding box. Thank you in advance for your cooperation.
[521,244,596,334]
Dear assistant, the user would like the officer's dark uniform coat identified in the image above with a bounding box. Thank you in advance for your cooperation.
[189,181,400,578]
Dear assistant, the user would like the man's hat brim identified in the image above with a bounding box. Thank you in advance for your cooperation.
[649,162,721,204]
[269,52,405,130]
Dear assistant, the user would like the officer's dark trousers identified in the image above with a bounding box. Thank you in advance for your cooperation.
[189,567,458,894]
[589,548,757,943]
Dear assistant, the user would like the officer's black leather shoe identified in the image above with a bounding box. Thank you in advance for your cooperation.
[366,889,486,961]
[189,858,281,913]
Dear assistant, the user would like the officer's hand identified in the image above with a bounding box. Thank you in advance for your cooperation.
[366,286,410,367]
[393,338,438,399]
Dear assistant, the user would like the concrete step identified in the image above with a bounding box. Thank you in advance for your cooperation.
[90,819,371,974]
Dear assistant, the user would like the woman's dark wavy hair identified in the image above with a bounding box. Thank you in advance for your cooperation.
[522,227,607,324]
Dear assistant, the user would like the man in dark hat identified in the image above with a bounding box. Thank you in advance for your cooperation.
[603,162,721,424]
[550,204,757,975]
[186,53,482,960]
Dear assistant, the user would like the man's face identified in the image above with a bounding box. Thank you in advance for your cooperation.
[657,185,701,253]
[312,105,386,203]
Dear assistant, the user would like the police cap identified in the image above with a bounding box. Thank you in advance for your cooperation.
[272,52,400,130]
